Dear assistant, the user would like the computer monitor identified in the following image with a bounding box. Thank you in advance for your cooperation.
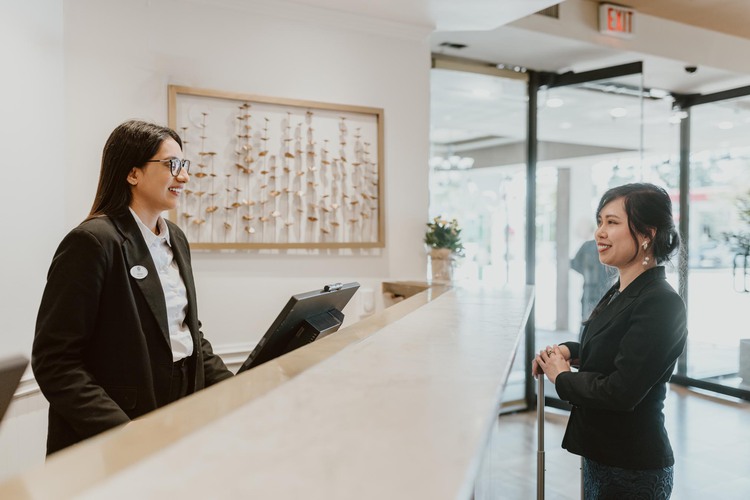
[0,355,28,425]
[237,282,360,373]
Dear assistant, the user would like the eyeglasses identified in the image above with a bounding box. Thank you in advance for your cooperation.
[145,158,191,177]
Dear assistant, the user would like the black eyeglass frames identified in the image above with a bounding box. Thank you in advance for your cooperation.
[144,158,191,177]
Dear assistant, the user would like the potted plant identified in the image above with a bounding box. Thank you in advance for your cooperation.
[424,216,464,281]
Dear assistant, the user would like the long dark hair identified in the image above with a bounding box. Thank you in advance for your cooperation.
[88,120,182,219]
[596,182,680,265]
[584,183,680,325]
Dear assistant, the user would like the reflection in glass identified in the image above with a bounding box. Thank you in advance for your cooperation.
[429,68,528,404]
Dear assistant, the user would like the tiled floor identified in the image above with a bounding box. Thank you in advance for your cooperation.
[481,385,750,499]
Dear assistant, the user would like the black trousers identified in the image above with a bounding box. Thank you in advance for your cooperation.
[167,358,189,404]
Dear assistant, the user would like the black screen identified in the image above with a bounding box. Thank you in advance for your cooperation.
[237,282,359,372]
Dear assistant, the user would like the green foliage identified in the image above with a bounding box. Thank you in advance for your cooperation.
[725,190,750,256]
[424,216,464,255]
[738,191,750,225]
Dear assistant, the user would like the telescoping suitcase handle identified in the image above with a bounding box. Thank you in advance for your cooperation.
[537,373,584,500]
[537,374,545,500]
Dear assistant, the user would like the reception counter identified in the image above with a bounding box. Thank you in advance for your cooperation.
[0,283,533,499]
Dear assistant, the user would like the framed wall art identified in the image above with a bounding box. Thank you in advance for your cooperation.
[167,85,384,249]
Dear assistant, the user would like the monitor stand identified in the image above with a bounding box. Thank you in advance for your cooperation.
[284,309,344,352]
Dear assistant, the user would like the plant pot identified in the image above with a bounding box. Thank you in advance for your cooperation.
[429,248,455,282]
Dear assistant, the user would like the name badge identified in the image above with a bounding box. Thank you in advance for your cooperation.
[130,265,148,280]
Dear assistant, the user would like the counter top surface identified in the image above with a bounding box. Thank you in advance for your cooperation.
[2,284,533,499]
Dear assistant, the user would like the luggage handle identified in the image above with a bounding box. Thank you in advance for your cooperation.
[537,374,545,500]
[537,373,584,500]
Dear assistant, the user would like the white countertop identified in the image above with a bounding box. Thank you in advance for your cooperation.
[1,284,533,499]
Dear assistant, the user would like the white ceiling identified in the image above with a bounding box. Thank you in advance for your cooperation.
[426,3,750,164]
[280,0,561,30]
[269,0,750,162]
[431,24,750,95]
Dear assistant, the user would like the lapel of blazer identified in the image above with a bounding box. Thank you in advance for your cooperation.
[167,220,199,343]
[582,266,666,347]
[112,212,171,347]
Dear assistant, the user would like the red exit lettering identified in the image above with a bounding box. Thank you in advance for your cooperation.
[607,7,633,33]
[600,3,636,38]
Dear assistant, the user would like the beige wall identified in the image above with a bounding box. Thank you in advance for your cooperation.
[0,1,65,359]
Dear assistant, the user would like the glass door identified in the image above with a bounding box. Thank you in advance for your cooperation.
[679,93,750,398]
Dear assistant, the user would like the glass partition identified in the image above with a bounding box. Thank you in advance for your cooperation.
[429,67,528,404]
[686,96,750,394]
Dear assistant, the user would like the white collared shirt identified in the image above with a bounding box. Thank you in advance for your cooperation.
[129,209,194,362]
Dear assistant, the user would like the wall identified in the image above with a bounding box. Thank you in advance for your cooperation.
[0,1,65,360]
[61,0,431,351]
[0,0,64,479]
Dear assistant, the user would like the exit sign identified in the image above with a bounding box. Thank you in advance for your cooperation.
[599,3,635,38]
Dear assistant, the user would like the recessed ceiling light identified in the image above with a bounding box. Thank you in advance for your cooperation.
[718,121,734,130]
[610,107,628,118]
[546,98,564,108]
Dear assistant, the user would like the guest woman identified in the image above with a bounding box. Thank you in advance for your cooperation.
[534,183,687,499]
[33,120,233,455]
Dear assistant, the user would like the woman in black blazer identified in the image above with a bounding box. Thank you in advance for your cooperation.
[33,121,233,455]
[534,183,687,499]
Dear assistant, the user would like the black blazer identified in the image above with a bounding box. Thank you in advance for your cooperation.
[555,266,687,470]
[33,212,233,455]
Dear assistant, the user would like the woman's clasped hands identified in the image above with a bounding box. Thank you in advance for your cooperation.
[532,344,571,384]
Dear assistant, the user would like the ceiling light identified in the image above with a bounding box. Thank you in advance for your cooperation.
[610,107,628,118]
[546,98,564,108]
[430,154,474,170]
[718,121,734,130]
